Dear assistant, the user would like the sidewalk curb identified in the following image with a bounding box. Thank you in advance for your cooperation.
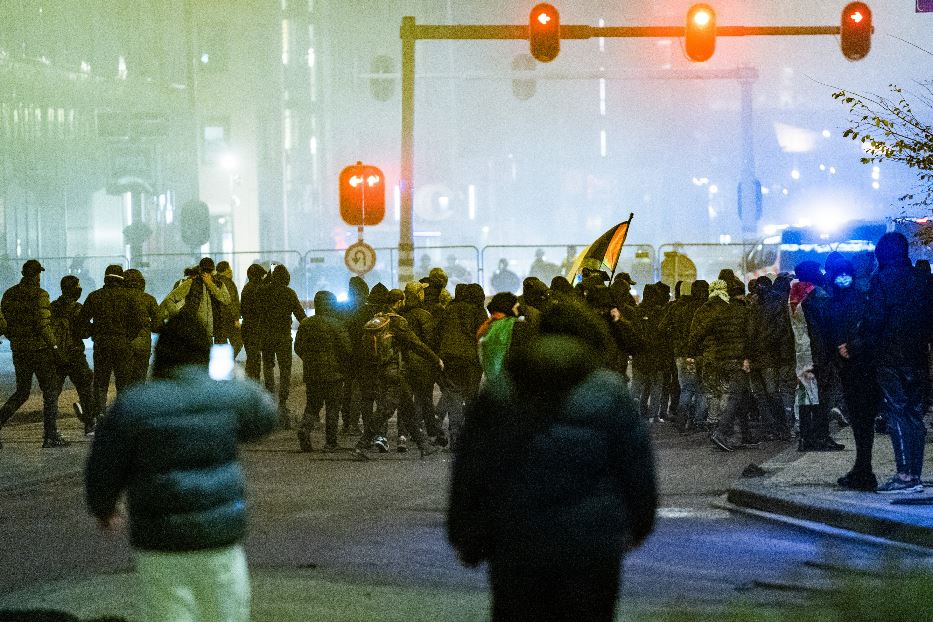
[727,480,933,549]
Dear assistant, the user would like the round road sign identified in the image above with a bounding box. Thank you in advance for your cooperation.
[345,241,377,275]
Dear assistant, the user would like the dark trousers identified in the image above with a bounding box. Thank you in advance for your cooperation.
[243,336,262,381]
[129,347,150,386]
[877,366,928,478]
[54,354,96,426]
[840,363,880,476]
[408,369,440,437]
[751,365,796,436]
[93,340,132,417]
[0,349,61,437]
[359,369,425,446]
[490,559,620,622]
[443,360,482,450]
[261,335,293,408]
[300,378,342,445]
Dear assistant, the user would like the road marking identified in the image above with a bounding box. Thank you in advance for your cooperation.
[657,507,731,520]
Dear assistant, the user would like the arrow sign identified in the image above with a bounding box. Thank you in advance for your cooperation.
[344,241,377,275]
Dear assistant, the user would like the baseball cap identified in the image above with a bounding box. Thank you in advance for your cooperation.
[386,289,405,304]
[404,281,427,299]
[21,259,44,277]
[104,264,124,280]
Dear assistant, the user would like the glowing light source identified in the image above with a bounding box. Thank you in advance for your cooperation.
[791,169,800,180]
[849,10,863,23]
[693,9,712,27]
[537,12,552,25]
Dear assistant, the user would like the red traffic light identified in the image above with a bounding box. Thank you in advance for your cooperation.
[340,163,386,226]
[841,2,872,61]
[685,4,716,62]
[529,3,560,63]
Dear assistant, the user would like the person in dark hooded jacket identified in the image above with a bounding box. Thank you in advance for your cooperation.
[240,263,268,381]
[257,264,306,427]
[337,276,370,435]
[295,291,351,452]
[436,283,487,448]
[631,284,668,422]
[747,274,796,441]
[448,297,657,622]
[845,233,933,493]
[826,259,879,491]
[660,279,709,429]
[401,281,445,444]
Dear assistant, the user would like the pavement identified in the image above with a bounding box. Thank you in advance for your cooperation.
[726,426,933,549]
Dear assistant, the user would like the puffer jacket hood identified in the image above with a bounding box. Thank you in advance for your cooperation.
[349,276,370,301]
[506,335,600,399]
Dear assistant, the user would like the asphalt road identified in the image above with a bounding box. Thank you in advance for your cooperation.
[0,415,927,614]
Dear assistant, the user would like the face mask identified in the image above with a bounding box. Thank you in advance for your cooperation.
[834,275,853,289]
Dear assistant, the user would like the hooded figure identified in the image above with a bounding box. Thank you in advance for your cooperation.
[158,259,231,343]
[477,292,520,386]
[240,264,268,380]
[789,261,844,452]
[448,297,657,622]
[849,232,933,492]
[294,290,351,451]
[258,264,306,427]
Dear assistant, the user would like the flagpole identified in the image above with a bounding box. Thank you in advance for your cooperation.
[609,213,635,282]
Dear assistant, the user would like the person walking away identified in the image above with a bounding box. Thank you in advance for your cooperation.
[257,264,306,428]
[448,298,657,622]
[124,269,160,385]
[844,233,933,493]
[790,261,845,453]
[827,259,879,491]
[401,281,446,446]
[356,289,443,457]
[79,264,146,420]
[294,291,351,452]
[436,283,487,449]
[85,315,278,622]
[661,280,708,430]
[631,284,667,423]
[215,261,243,358]
[337,276,371,435]
[50,276,98,435]
[747,274,797,442]
[239,264,267,381]
[477,292,520,387]
[0,260,67,448]
[688,280,757,451]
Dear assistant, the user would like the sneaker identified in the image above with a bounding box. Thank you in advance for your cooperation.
[396,436,409,453]
[877,476,924,494]
[297,431,313,453]
[373,437,389,453]
[42,434,70,449]
[710,431,734,452]
[837,472,878,492]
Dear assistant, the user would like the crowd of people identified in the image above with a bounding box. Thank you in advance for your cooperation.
[0,232,930,491]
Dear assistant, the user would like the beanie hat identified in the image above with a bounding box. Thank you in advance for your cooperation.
[874,232,909,267]
[709,279,730,303]
[794,261,823,285]
[487,292,518,316]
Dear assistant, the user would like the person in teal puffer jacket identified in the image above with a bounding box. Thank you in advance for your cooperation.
[85,314,278,622]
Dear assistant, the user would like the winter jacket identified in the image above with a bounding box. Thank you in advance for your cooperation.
[437,290,487,365]
[800,287,834,372]
[659,295,703,357]
[256,277,305,343]
[50,295,86,360]
[477,314,516,384]
[214,274,240,344]
[749,289,796,368]
[158,277,231,342]
[448,335,657,569]
[85,366,278,552]
[239,277,265,345]
[688,298,750,362]
[401,301,439,374]
[360,311,440,373]
[632,301,670,372]
[854,261,933,369]
[2,279,57,352]
[294,294,351,384]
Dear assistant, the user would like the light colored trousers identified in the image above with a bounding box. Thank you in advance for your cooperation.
[136,544,250,622]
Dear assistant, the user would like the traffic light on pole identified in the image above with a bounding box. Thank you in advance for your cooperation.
[841,2,872,61]
[529,3,560,63]
[685,4,716,62]
[339,162,386,226]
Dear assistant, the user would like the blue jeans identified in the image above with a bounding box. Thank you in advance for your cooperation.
[675,358,707,425]
[877,366,928,478]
